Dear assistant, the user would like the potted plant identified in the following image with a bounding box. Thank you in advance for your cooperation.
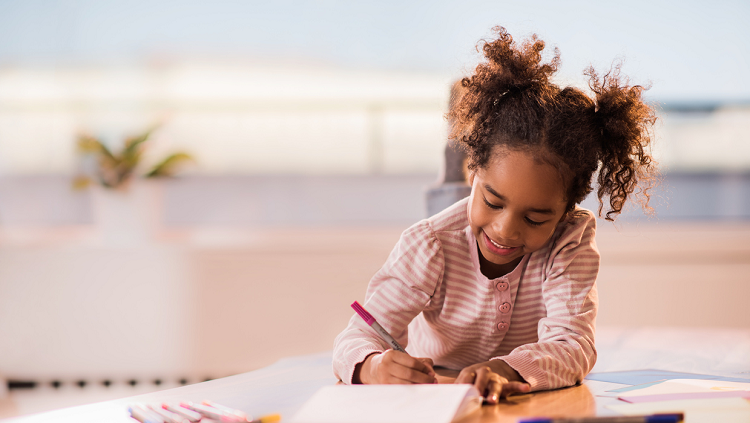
[73,127,193,245]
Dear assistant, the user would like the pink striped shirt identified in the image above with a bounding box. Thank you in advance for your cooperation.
[333,197,599,391]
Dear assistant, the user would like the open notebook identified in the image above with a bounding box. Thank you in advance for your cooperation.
[290,384,482,423]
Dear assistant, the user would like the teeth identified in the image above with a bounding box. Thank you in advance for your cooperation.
[490,238,513,249]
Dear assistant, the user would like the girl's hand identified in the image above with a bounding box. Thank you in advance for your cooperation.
[455,361,530,404]
[357,350,438,384]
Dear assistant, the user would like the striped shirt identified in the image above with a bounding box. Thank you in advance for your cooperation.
[333,197,599,391]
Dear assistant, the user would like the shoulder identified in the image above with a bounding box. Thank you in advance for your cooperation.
[426,196,470,233]
[537,207,599,272]
[552,207,597,249]
[396,196,469,247]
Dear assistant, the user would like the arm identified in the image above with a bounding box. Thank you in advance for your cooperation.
[332,220,445,384]
[499,212,599,391]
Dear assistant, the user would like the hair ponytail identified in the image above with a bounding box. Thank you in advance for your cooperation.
[451,27,658,221]
[586,64,658,221]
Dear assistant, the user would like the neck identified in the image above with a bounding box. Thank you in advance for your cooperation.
[477,244,522,279]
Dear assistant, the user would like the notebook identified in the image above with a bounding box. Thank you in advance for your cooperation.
[289,384,482,423]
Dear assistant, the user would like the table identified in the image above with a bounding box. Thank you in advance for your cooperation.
[3,327,749,423]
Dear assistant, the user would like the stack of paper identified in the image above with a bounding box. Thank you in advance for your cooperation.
[289,384,482,423]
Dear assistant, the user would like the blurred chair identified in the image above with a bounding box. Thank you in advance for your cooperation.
[426,80,471,216]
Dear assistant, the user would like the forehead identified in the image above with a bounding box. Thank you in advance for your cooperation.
[479,147,567,208]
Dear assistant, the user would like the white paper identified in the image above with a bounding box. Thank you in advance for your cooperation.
[606,397,750,423]
[619,379,750,398]
[289,384,482,423]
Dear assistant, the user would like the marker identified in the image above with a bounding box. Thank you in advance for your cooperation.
[128,405,166,423]
[180,401,244,422]
[351,301,407,353]
[148,405,190,423]
[518,413,684,423]
[162,404,202,422]
[248,414,282,423]
[201,400,249,421]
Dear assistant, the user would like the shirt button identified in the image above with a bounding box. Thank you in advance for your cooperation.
[495,281,509,292]
[499,302,511,313]
[497,322,509,331]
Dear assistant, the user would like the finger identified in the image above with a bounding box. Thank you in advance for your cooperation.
[454,368,477,384]
[472,367,495,398]
[389,353,435,378]
[391,362,440,384]
[483,376,503,404]
[416,358,438,383]
[416,358,436,376]
[499,381,531,398]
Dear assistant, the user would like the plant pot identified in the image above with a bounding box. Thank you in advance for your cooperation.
[91,180,164,246]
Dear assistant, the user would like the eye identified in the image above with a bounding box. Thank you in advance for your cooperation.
[525,217,544,226]
[482,197,502,210]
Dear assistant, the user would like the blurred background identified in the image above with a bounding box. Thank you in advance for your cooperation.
[0,0,748,418]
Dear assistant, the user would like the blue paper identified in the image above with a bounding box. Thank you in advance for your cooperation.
[606,380,666,393]
[585,369,750,385]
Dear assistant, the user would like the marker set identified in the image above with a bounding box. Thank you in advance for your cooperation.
[128,400,280,423]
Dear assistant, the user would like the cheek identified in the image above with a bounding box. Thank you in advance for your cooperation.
[467,196,489,228]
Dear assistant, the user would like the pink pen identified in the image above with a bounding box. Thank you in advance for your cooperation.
[351,301,407,354]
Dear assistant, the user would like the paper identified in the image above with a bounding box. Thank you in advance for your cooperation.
[607,380,666,393]
[585,369,750,385]
[618,379,750,400]
[621,390,750,403]
[289,384,482,423]
[606,397,750,423]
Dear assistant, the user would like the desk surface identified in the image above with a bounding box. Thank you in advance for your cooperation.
[3,327,749,423]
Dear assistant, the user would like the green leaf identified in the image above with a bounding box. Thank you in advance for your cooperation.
[145,152,194,178]
[122,127,155,159]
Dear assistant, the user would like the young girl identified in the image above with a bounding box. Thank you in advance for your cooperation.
[333,26,656,403]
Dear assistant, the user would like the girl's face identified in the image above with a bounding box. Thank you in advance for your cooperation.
[467,147,568,278]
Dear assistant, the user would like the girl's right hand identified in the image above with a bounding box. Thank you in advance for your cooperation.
[358,350,438,384]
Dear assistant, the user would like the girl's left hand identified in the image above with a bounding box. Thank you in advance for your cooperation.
[454,361,530,404]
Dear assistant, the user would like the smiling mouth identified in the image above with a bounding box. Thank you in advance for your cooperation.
[486,234,517,250]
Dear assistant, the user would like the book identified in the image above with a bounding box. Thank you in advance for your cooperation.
[289,384,482,423]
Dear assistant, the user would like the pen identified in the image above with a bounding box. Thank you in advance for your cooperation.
[128,405,166,423]
[148,405,190,423]
[180,401,244,422]
[351,301,407,353]
[162,404,202,422]
[201,400,248,421]
[518,413,684,423]
[248,414,282,423]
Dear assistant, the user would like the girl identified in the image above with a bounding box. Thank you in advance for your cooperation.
[333,26,657,403]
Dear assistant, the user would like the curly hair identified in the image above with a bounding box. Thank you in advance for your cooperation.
[448,26,658,221]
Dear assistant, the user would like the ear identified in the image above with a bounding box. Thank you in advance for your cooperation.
[468,170,476,187]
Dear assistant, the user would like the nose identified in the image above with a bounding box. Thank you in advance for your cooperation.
[492,212,521,241]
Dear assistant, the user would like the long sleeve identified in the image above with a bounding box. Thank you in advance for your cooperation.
[332,220,444,384]
[498,211,599,390]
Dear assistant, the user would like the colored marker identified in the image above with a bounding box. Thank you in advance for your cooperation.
[129,405,166,423]
[148,405,190,423]
[181,401,244,422]
[162,404,202,422]
[351,301,407,353]
[518,412,684,423]
[248,414,282,423]
[201,400,249,421]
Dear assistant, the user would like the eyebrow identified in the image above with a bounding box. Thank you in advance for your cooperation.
[484,184,557,215]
